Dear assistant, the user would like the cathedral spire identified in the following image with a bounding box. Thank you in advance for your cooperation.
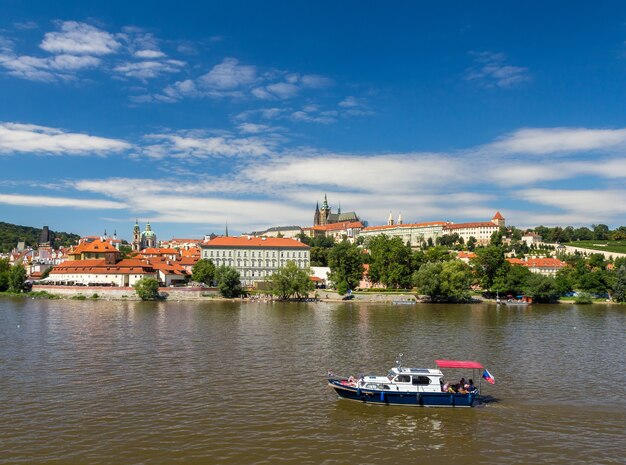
[225,221,229,237]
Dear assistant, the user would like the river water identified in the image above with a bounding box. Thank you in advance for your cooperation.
[0,298,624,464]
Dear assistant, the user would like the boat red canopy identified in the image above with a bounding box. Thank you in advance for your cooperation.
[436,360,484,369]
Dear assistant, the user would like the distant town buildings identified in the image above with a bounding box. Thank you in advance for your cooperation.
[359,220,449,248]
[249,226,303,239]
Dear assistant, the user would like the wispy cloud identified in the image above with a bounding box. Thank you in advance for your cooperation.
[0,193,126,210]
[0,122,131,155]
[13,21,38,30]
[485,127,626,155]
[1,21,186,83]
[137,129,278,160]
[154,59,335,103]
[113,59,185,81]
[466,51,530,88]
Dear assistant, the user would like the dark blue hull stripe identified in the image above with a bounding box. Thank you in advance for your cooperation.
[329,381,476,407]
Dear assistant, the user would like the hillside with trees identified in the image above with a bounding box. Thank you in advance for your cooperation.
[0,221,80,252]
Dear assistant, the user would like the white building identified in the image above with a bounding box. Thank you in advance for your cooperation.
[200,236,311,286]
[359,221,448,248]
[506,257,567,277]
[47,259,157,287]
[442,212,505,245]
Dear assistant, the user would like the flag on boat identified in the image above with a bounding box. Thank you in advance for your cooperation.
[482,369,495,385]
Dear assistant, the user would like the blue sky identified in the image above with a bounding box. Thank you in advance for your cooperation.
[1,1,626,241]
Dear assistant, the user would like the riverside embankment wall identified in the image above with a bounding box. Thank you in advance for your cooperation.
[32,285,219,300]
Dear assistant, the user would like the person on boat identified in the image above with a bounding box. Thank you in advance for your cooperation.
[468,379,477,393]
[442,382,450,392]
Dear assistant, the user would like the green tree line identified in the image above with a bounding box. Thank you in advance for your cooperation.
[0,221,80,253]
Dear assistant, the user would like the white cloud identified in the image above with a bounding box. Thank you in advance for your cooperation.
[486,127,626,155]
[0,122,131,155]
[40,21,122,55]
[0,50,102,81]
[516,189,626,217]
[0,194,126,209]
[466,51,530,88]
[114,59,184,80]
[134,49,166,59]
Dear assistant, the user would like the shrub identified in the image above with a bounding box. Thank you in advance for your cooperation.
[134,277,160,300]
[574,292,593,304]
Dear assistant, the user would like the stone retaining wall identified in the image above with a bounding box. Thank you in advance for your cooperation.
[32,285,219,300]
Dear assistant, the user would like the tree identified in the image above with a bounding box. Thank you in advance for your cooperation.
[522,274,560,302]
[134,277,160,300]
[270,261,314,300]
[191,259,216,285]
[413,261,472,301]
[612,265,626,303]
[592,224,610,240]
[366,235,414,288]
[327,240,363,294]
[310,247,329,266]
[215,265,242,298]
[471,246,506,290]
[578,270,608,295]
[7,264,27,293]
[0,258,10,291]
[466,236,477,251]
[492,262,533,296]
[423,245,452,263]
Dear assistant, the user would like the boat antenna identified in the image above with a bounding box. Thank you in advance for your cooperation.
[396,353,403,369]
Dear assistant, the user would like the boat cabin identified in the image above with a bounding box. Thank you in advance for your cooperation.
[358,367,444,392]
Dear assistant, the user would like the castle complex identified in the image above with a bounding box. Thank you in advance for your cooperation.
[313,195,359,226]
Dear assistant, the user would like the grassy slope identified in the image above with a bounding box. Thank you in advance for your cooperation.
[563,240,626,254]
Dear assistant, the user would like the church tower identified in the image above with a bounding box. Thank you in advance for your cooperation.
[142,221,157,248]
[387,212,394,226]
[314,201,321,226]
[491,211,505,228]
[320,194,331,226]
[132,219,141,251]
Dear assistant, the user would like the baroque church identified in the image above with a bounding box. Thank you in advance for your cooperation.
[313,195,359,226]
[132,220,158,251]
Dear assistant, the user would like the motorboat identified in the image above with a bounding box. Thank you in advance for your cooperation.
[328,356,487,407]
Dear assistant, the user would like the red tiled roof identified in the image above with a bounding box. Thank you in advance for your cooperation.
[457,252,477,259]
[139,248,179,255]
[55,259,107,268]
[444,222,498,230]
[492,211,504,220]
[202,236,310,248]
[181,248,201,257]
[506,257,567,268]
[311,221,364,231]
[363,221,448,232]
[70,239,120,254]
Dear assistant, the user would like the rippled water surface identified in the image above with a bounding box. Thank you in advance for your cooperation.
[0,298,624,464]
